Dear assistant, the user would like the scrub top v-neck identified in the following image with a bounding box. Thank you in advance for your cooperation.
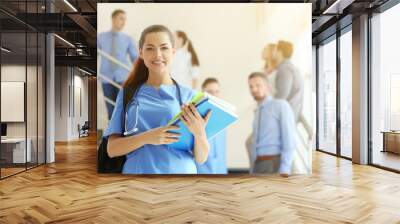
[104,83,198,174]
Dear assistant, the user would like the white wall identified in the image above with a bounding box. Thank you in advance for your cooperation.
[72,73,89,138]
[55,67,68,141]
[98,3,312,169]
[55,67,89,141]
[1,65,30,138]
[1,64,46,163]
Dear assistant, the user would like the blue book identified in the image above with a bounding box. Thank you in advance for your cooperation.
[167,92,238,151]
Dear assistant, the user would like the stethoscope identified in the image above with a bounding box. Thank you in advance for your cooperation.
[123,79,183,136]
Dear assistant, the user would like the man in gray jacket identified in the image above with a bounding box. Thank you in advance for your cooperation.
[275,41,313,138]
[274,41,304,121]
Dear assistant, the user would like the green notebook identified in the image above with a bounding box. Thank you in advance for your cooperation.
[167,91,206,126]
[167,92,238,151]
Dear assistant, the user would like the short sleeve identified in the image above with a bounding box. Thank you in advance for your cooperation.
[103,89,125,137]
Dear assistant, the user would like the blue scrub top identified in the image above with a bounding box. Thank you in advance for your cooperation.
[103,83,198,174]
[196,131,227,174]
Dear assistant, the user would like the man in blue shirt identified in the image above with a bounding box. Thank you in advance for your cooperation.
[247,72,296,177]
[98,9,138,119]
[196,78,227,174]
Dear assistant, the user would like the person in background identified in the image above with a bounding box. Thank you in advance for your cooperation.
[170,30,201,89]
[98,9,138,119]
[247,72,296,177]
[246,43,279,164]
[274,40,312,140]
[262,43,278,94]
[196,78,228,174]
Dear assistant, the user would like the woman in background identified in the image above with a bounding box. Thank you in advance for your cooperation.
[171,30,201,89]
[104,25,211,174]
[261,43,278,95]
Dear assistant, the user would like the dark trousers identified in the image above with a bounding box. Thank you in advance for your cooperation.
[252,156,281,174]
[102,83,121,120]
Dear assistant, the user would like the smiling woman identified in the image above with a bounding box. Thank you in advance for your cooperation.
[97,3,312,175]
[103,25,211,174]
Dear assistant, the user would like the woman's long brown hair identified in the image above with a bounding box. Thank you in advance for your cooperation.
[176,30,200,66]
[123,25,175,89]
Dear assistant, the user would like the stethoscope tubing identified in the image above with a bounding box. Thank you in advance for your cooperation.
[123,79,182,136]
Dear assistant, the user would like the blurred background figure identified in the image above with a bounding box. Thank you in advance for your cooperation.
[171,30,201,89]
[274,40,303,121]
[98,9,138,119]
[196,78,228,174]
[274,40,312,140]
[262,43,278,95]
[247,72,296,177]
[246,41,312,174]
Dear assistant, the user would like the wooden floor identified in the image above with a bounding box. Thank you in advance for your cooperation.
[1,163,45,178]
[1,135,400,223]
[1,167,26,178]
